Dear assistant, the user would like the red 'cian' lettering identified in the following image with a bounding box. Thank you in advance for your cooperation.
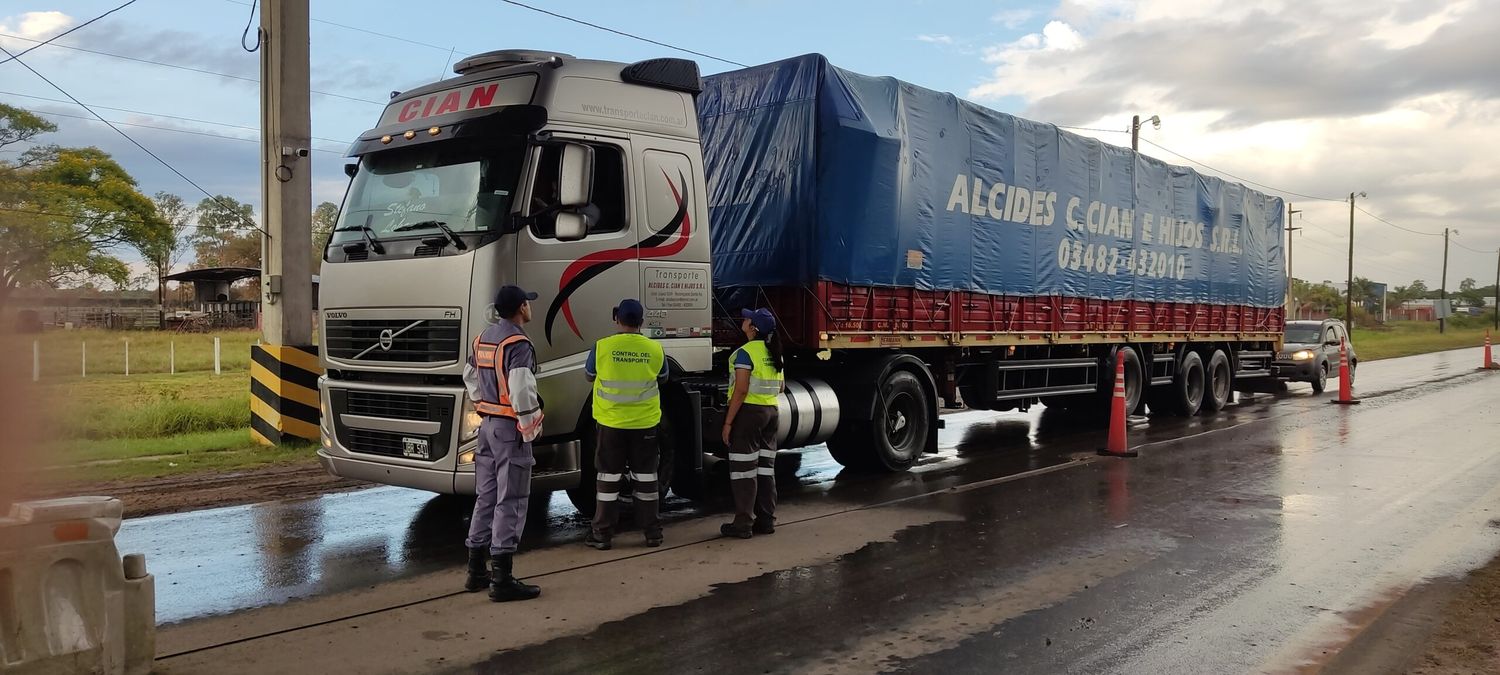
[466,84,498,110]
[421,95,437,118]
[398,99,422,123]
[433,91,461,116]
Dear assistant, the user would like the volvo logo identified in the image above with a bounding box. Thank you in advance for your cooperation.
[351,320,425,360]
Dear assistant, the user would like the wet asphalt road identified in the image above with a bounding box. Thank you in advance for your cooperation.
[133,348,1500,673]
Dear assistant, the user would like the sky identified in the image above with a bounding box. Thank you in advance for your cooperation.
[2,0,1497,290]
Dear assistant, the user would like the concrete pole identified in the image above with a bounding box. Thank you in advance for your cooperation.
[32,340,39,382]
[214,337,222,376]
[81,341,86,378]
[1440,228,1449,334]
[170,340,176,375]
[124,340,129,376]
[1494,248,1499,332]
[1347,193,1356,327]
[259,0,314,347]
[1131,114,1140,152]
[1286,202,1302,315]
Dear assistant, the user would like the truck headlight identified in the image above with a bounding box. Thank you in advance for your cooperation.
[1291,350,1315,361]
[460,395,482,443]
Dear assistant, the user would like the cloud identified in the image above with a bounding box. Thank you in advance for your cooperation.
[0,11,74,40]
[962,0,1499,284]
[916,34,956,45]
[991,9,1036,29]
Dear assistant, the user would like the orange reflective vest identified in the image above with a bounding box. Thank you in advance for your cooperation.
[472,333,532,419]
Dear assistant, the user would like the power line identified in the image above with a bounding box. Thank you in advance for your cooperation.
[0,0,141,65]
[1,91,348,147]
[1451,238,1495,255]
[1137,137,1344,202]
[1352,205,1443,237]
[0,32,385,106]
[220,0,456,53]
[0,42,270,237]
[495,0,751,68]
[20,106,346,155]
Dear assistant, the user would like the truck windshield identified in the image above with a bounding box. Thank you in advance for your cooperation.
[1284,325,1321,343]
[332,142,525,246]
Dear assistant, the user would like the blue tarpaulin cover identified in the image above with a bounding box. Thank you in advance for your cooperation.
[699,54,1285,307]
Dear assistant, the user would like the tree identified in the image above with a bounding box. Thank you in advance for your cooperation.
[1390,279,1429,307]
[1290,279,1341,319]
[311,201,338,274]
[192,196,261,268]
[133,192,196,307]
[1458,277,1484,308]
[0,106,168,313]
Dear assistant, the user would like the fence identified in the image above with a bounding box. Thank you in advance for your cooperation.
[17,330,263,381]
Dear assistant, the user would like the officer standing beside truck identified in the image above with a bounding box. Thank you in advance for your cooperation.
[462,285,544,602]
[720,308,785,539]
[584,299,668,550]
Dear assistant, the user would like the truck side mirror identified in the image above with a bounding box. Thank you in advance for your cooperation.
[344,162,358,179]
[557,143,594,207]
[555,211,589,241]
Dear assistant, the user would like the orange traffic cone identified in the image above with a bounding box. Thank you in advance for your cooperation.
[1481,330,1497,370]
[1097,351,1138,457]
[1329,337,1360,405]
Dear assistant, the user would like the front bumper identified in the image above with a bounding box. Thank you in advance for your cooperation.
[1271,359,1318,381]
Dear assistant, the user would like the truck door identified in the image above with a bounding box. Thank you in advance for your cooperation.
[636,149,711,351]
[517,137,639,363]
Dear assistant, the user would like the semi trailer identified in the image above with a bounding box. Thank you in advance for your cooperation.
[316,51,1285,513]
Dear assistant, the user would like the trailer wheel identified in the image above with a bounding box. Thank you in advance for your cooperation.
[565,416,598,517]
[1168,351,1206,416]
[1101,346,1144,416]
[827,370,929,472]
[1201,349,1232,414]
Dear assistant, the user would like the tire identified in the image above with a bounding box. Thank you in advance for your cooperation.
[565,415,598,517]
[1169,351,1205,416]
[1100,346,1144,416]
[1201,349,1232,414]
[826,369,930,472]
[1310,361,1327,394]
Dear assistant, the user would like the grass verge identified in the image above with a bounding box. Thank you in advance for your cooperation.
[1351,320,1493,361]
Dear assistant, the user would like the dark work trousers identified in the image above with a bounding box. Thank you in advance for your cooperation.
[465,417,533,555]
[728,403,778,527]
[591,425,662,539]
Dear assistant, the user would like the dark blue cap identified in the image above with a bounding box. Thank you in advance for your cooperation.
[741,307,776,335]
[614,298,644,327]
[495,285,538,316]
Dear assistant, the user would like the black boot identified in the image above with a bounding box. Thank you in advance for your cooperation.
[489,553,541,602]
[463,547,489,592]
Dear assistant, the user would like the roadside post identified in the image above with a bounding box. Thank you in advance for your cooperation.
[214,336,221,375]
[32,340,39,382]
[81,341,86,378]
[1097,352,1138,457]
[1329,338,1360,405]
[124,339,130,376]
[170,340,176,375]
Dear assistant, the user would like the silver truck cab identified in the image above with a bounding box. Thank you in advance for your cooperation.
[316,50,714,503]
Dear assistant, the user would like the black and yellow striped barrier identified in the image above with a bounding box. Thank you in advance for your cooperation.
[250,344,323,445]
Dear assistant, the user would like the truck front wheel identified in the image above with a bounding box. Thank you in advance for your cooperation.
[565,416,598,517]
[827,369,929,472]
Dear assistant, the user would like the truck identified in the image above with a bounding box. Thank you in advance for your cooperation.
[316,50,1286,513]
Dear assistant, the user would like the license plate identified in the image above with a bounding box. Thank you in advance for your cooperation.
[402,437,430,459]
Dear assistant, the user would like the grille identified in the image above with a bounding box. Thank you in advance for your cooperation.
[345,428,425,458]
[324,319,461,363]
[343,248,369,262]
[414,245,441,258]
[345,390,429,420]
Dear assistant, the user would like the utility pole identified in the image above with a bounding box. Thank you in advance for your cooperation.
[251,0,320,446]
[1494,248,1499,332]
[1439,227,1450,334]
[1286,202,1302,314]
[259,0,312,347]
[1346,192,1360,327]
[1129,114,1160,152]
